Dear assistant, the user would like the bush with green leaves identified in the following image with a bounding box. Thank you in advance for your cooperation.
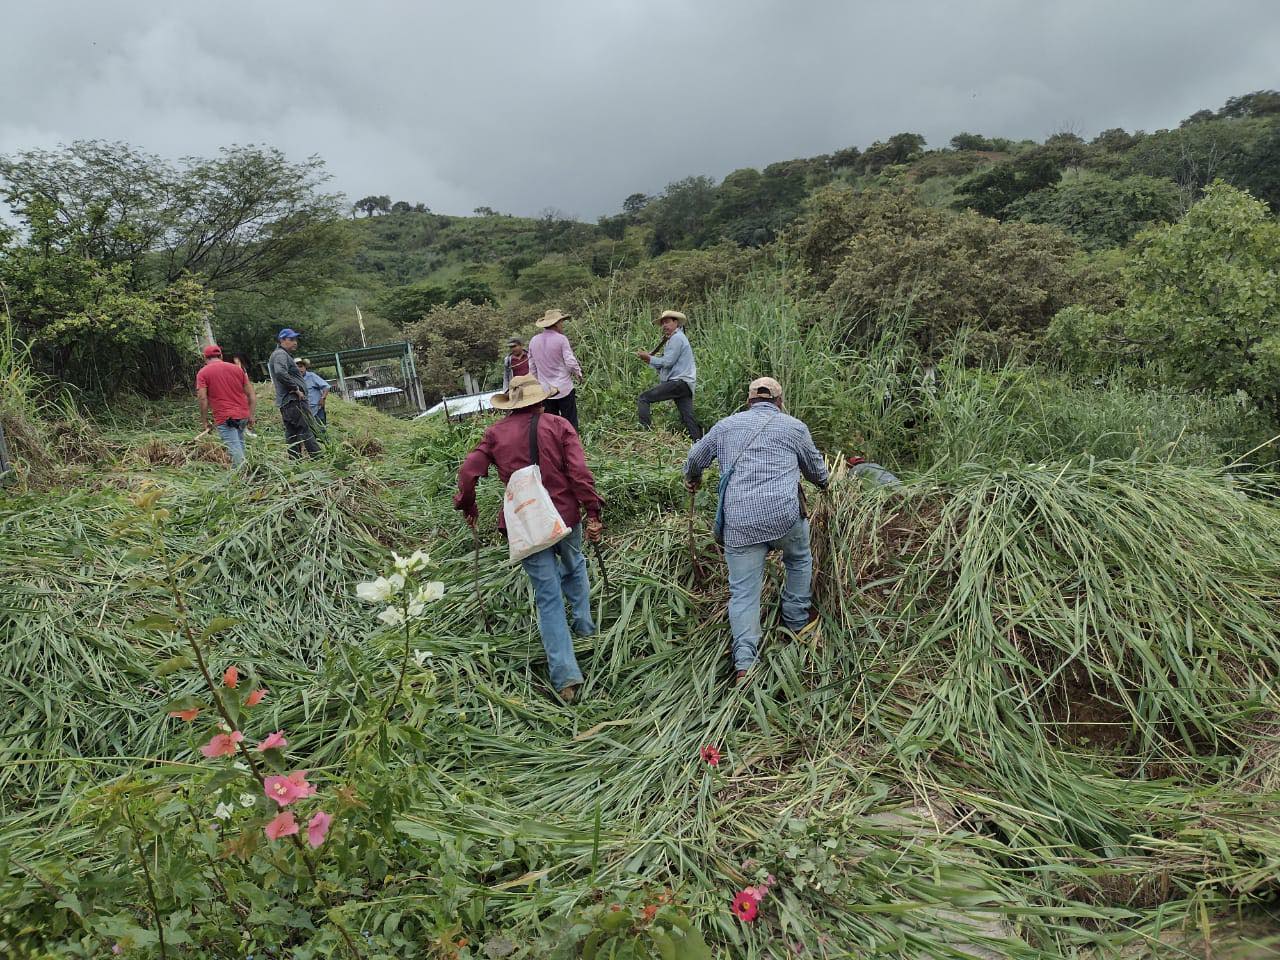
[786,187,1093,356]
[1048,181,1280,414]
[1009,171,1182,249]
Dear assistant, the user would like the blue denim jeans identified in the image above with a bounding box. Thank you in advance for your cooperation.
[723,519,813,672]
[520,523,594,690]
[215,421,246,467]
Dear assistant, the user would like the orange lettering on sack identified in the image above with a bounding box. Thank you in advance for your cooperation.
[551,521,564,535]
[513,498,537,513]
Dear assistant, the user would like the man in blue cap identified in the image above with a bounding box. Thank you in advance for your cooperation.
[268,328,319,458]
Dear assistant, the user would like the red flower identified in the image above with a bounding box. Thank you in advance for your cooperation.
[168,707,200,722]
[700,745,721,767]
[731,890,758,922]
[245,688,266,706]
[642,904,658,922]
[223,665,239,688]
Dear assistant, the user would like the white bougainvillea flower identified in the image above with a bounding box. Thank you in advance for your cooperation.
[214,801,235,820]
[412,649,434,667]
[356,577,394,603]
[378,606,406,627]
[393,550,431,574]
[239,793,257,808]
[388,572,406,591]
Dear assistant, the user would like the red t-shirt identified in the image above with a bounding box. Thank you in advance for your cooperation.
[195,360,251,425]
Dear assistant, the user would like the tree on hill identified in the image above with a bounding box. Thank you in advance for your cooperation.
[952,154,1061,218]
[391,201,412,213]
[354,195,391,216]
[1050,183,1280,414]
[949,132,997,151]
[375,281,450,326]
[861,133,926,173]
[1217,90,1280,120]
[622,193,652,216]
[648,175,717,254]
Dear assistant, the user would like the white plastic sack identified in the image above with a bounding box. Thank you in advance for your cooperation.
[504,463,572,562]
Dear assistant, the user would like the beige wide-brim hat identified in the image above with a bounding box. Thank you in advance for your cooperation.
[656,310,687,325]
[491,374,559,410]
[536,308,572,329]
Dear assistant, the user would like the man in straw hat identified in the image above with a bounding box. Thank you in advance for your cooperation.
[635,309,702,439]
[454,374,604,704]
[528,308,584,431]
[684,377,828,685]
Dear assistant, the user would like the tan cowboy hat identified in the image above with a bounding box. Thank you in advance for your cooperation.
[656,310,687,325]
[536,308,572,329]
[491,374,559,410]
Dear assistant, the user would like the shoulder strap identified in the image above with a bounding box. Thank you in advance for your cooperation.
[726,407,775,474]
[528,413,541,466]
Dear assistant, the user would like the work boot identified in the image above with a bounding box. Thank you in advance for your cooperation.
[734,670,748,686]
[557,684,578,704]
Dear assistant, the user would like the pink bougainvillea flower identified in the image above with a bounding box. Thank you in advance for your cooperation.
[264,770,315,807]
[264,810,298,841]
[245,688,267,706]
[307,810,332,848]
[199,730,244,758]
[746,885,765,902]
[167,707,200,722]
[731,890,758,922]
[256,730,287,751]
[699,745,721,767]
[766,873,776,886]
[222,665,239,688]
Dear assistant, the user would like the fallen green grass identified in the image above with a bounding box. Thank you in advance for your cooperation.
[2,285,1279,957]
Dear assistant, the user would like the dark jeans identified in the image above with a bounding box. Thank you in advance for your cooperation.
[544,391,579,432]
[314,406,328,426]
[280,398,319,459]
[638,380,702,439]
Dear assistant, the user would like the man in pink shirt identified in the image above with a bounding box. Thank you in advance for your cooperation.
[528,308,584,431]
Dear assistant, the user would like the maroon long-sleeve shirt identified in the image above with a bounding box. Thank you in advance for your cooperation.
[454,409,603,531]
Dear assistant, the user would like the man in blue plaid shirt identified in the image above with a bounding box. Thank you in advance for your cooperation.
[684,376,829,683]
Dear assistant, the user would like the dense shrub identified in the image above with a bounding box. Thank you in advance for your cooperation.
[786,188,1093,355]
[1049,182,1280,414]
[1009,171,1182,248]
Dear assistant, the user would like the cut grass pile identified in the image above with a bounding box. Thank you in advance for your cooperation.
[2,284,1279,956]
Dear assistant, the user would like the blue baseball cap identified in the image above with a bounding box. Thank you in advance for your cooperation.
[277,328,301,340]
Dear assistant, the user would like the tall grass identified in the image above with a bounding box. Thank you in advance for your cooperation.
[3,279,1280,956]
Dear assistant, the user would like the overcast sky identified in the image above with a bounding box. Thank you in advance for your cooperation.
[2,1,1276,219]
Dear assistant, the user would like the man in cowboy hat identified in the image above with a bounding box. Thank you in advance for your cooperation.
[684,377,828,685]
[268,328,319,459]
[635,309,702,439]
[527,308,584,431]
[503,336,530,390]
[454,374,604,704]
[195,343,256,466]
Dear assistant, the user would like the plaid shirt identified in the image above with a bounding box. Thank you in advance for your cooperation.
[685,403,829,547]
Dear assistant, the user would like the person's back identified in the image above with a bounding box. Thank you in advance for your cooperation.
[691,402,827,548]
[196,359,251,424]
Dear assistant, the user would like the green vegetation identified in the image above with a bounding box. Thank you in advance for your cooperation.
[2,88,1280,959]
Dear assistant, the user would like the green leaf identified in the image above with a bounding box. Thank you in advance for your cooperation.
[156,655,193,677]
[202,616,241,638]
[133,614,179,633]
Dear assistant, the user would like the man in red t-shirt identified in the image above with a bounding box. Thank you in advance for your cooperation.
[195,344,256,467]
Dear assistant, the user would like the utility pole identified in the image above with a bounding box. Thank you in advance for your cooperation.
[356,305,367,348]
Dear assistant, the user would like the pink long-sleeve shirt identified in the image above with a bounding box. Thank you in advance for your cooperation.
[528,328,582,397]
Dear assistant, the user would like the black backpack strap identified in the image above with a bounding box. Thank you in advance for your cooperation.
[528,412,541,466]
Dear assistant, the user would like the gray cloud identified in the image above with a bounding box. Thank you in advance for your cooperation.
[3,0,1276,218]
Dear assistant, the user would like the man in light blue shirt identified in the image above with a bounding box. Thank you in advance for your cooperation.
[685,376,828,684]
[296,358,331,425]
[635,310,702,439]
